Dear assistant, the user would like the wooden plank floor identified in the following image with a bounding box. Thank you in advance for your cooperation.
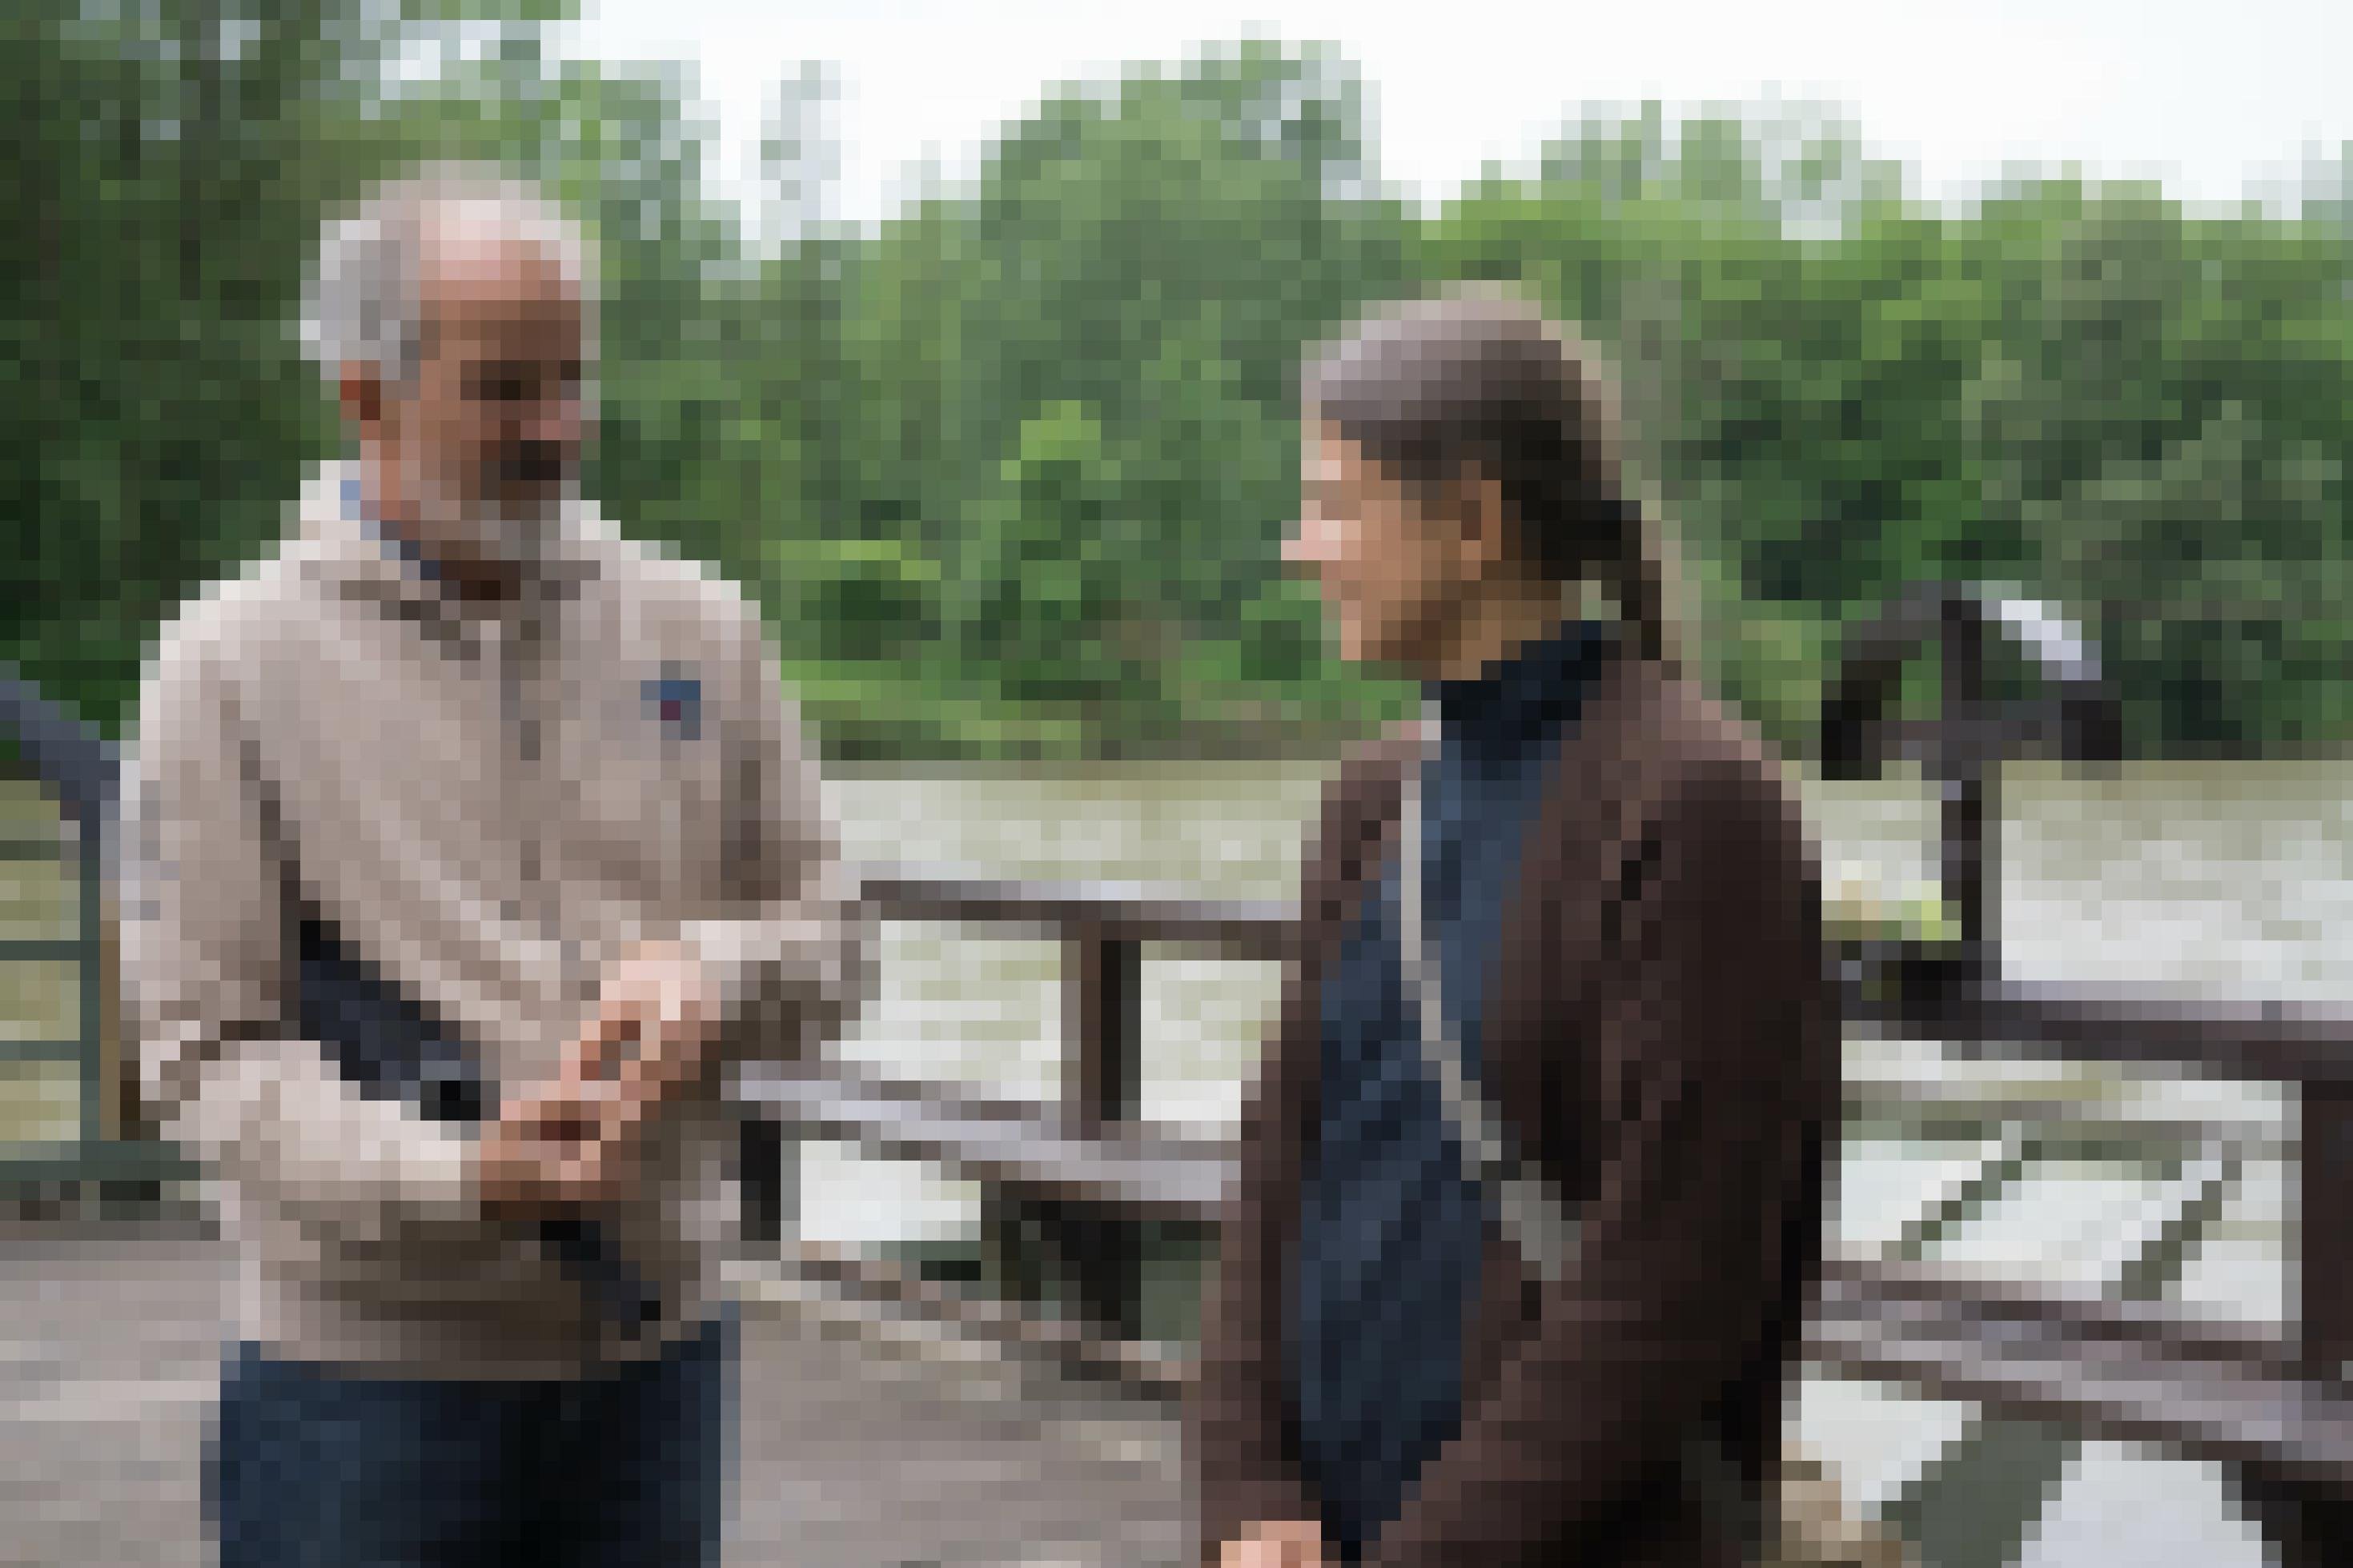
[0,1219,1195,1568]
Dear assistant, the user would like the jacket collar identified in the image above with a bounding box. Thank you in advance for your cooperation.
[1322,645,1680,976]
[294,461,608,628]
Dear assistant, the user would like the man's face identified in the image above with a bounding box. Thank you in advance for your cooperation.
[366,222,588,571]
[1284,421,1478,670]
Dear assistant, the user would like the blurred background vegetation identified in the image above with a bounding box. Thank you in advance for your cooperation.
[9,2,2353,761]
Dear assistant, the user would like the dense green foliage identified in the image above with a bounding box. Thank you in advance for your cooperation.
[8,6,2353,759]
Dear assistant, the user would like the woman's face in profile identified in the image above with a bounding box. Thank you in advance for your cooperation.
[1286,420,1478,672]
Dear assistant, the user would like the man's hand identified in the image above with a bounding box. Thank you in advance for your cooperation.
[477,1084,624,1221]
[1221,1520,1327,1568]
[476,942,720,1221]
[563,939,722,1131]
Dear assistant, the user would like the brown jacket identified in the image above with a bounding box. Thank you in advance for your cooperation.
[1191,651,1837,1568]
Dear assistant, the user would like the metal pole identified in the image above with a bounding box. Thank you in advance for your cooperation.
[75,804,102,1203]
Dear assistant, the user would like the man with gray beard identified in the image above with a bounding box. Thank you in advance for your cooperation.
[119,165,872,1567]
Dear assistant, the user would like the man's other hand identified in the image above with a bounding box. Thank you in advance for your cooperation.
[564,939,721,1124]
[1222,1520,1327,1568]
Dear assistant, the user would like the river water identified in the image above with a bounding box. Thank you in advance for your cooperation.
[805,758,2353,1568]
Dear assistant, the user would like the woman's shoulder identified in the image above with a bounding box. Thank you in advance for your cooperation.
[1630,670,1818,893]
[1537,656,1812,871]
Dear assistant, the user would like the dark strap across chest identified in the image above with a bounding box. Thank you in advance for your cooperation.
[292,916,661,1336]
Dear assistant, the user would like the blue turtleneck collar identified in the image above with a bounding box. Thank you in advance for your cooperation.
[1425,616,1616,767]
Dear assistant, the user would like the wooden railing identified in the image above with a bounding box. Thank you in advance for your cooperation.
[738,876,2353,1451]
[12,587,2353,1561]
[0,671,184,1186]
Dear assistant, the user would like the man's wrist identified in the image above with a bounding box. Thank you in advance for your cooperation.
[470,1133,521,1219]
[671,918,763,1023]
[475,1116,588,1221]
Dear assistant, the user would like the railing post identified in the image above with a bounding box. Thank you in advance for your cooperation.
[2239,1085,2353,1563]
[1066,927,1140,1136]
[1058,926,1142,1339]
[1938,593,1996,984]
[738,1114,794,1250]
[2302,1082,2353,1560]
[2303,1085,2353,1387]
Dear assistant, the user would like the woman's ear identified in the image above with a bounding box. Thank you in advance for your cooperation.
[1457,465,1515,573]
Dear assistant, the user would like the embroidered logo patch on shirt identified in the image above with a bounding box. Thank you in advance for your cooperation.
[642,666,702,743]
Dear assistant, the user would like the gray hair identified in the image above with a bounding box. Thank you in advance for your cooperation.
[301,162,592,385]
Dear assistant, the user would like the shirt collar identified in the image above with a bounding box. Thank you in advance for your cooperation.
[1426,617,1617,768]
[298,461,604,623]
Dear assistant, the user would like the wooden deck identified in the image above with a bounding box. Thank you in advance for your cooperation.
[0,1218,1195,1568]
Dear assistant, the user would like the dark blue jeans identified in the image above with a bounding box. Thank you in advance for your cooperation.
[209,1314,734,1568]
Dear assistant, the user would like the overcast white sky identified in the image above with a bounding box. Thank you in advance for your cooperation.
[564,0,2353,231]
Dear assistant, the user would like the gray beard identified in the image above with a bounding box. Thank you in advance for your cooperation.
[415,469,572,572]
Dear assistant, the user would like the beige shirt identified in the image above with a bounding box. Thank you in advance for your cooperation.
[120,463,873,1378]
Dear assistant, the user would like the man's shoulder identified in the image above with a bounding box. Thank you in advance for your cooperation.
[155,468,368,658]
[129,550,335,776]
[146,548,315,687]
[576,526,789,740]
[583,524,766,651]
